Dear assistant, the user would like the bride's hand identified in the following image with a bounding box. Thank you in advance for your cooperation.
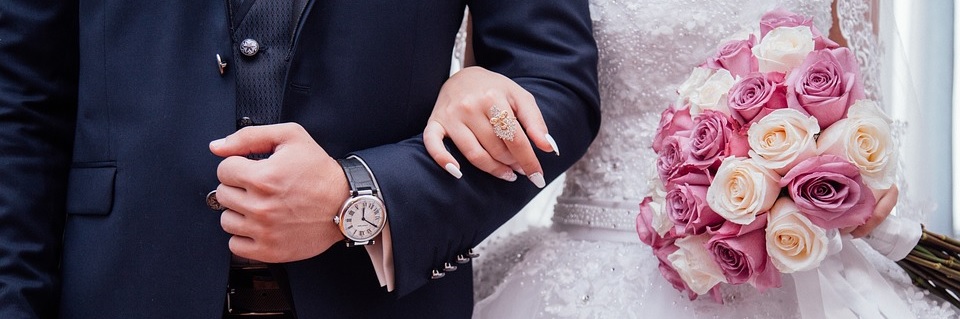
[423,66,557,188]
[848,185,899,238]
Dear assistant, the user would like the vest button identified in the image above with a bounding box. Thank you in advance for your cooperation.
[239,38,260,57]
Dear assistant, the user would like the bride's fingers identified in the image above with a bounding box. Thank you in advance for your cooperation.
[851,185,899,238]
[509,85,557,156]
[447,123,518,182]
[482,99,545,188]
[424,120,463,179]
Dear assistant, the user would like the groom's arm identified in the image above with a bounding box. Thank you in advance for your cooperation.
[352,0,599,297]
[0,0,79,317]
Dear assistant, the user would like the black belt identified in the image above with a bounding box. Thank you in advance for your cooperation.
[225,265,295,318]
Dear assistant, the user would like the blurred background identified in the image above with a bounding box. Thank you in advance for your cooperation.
[891,0,953,235]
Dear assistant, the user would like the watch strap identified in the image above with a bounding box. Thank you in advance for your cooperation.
[338,156,377,196]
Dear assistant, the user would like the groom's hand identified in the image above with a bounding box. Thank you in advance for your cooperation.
[209,123,348,263]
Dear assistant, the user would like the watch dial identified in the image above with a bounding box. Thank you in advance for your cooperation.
[342,197,385,241]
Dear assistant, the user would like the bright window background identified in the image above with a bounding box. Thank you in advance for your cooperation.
[894,0,954,235]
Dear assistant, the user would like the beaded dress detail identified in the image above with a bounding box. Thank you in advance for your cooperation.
[472,0,958,318]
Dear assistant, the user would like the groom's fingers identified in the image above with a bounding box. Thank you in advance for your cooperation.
[216,155,256,188]
[210,123,307,157]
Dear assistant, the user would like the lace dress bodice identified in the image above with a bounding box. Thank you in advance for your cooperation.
[553,0,833,230]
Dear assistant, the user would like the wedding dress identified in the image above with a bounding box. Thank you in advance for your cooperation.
[471,0,958,318]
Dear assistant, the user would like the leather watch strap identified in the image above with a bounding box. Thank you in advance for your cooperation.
[338,156,377,196]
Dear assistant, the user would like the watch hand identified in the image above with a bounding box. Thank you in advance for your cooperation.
[364,219,378,227]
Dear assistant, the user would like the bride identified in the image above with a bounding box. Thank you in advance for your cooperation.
[425,0,959,318]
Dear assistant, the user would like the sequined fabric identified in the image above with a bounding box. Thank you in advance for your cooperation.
[473,1,958,318]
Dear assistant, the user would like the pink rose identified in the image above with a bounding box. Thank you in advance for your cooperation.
[707,218,782,291]
[786,48,865,129]
[638,197,677,249]
[704,35,759,77]
[653,244,699,300]
[760,9,840,50]
[780,154,876,229]
[688,110,750,169]
[663,167,724,236]
[727,72,788,126]
[656,135,690,184]
[653,105,694,153]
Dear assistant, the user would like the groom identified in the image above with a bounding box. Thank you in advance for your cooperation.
[0,0,599,318]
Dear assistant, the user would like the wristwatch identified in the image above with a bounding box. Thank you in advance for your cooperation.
[334,155,387,247]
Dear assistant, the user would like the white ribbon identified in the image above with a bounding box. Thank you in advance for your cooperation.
[793,232,918,319]
[862,214,923,261]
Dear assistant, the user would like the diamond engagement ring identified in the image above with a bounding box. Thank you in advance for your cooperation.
[489,105,518,141]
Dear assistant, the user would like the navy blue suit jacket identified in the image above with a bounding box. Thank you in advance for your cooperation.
[0,1,599,318]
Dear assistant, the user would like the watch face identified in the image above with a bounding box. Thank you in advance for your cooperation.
[339,196,386,242]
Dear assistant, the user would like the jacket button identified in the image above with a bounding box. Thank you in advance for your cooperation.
[239,39,260,57]
[206,190,225,211]
[443,262,458,272]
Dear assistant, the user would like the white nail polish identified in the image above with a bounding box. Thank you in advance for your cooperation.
[444,163,463,179]
[499,171,518,182]
[528,172,546,188]
[544,134,560,156]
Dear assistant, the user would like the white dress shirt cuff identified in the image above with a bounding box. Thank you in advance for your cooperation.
[363,222,395,292]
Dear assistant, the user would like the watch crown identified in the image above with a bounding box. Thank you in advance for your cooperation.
[333,216,341,224]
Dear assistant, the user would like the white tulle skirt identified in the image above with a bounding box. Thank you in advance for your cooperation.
[473,224,958,319]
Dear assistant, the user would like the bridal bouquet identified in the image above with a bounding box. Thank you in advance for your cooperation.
[638,9,907,302]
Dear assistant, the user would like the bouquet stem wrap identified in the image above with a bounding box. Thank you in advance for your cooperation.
[794,234,916,319]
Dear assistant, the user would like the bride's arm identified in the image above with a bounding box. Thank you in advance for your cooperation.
[423,66,554,186]
[424,14,553,186]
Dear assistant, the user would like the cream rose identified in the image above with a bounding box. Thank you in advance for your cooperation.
[707,157,781,225]
[688,69,736,116]
[668,234,727,295]
[676,67,714,106]
[649,176,675,237]
[753,26,815,73]
[766,197,829,273]
[817,100,898,190]
[748,108,820,174]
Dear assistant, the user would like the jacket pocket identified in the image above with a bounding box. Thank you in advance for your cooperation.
[65,165,117,216]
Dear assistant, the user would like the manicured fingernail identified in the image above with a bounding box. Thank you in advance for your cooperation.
[499,171,518,182]
[544,134,560,156]
[528,172,546,188]
[210,138,226,148]
[444,163,463,179]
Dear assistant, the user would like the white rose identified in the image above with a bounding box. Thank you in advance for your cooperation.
[817,100,898,189]
[676,67,714,106]
[752,26,815,73]
[766,197,829,273]
[648,177,674,237]
[668,234,727,295]
[748,108,820,174]
[688,69,736,116]
[707,157,780,225]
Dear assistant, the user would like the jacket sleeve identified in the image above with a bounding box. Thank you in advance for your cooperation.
[352,0,599,297]
[0,1,79,317]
